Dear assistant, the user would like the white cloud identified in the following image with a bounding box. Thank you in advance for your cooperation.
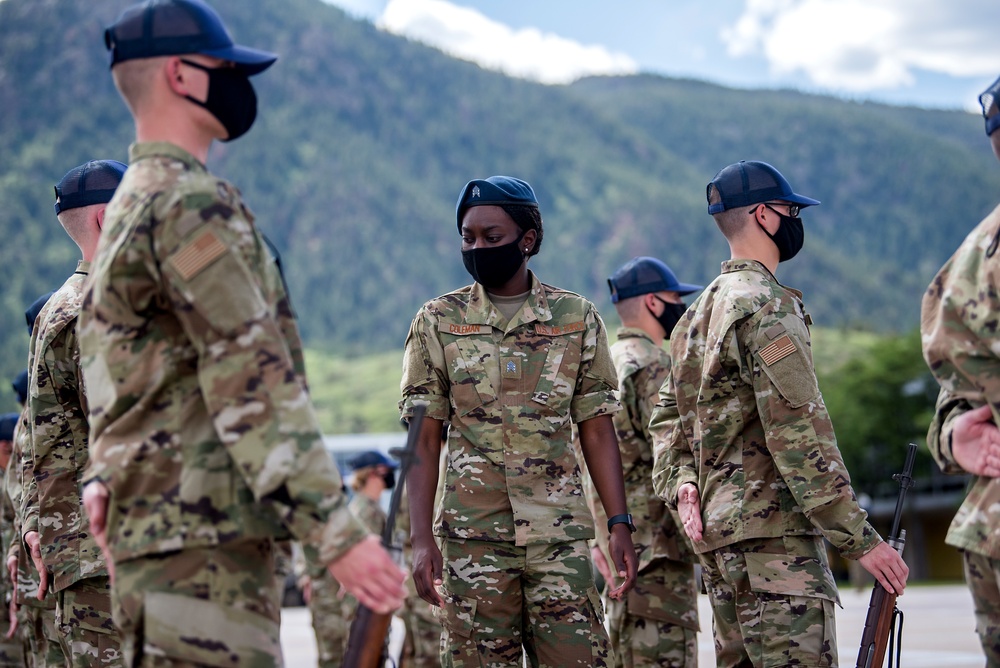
[375,0,637,85]
[321,0,386,21]
[723,0,1000,92]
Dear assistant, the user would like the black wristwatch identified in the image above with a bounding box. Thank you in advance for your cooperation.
[607,513,636,534]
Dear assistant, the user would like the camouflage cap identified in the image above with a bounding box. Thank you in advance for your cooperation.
[105,0,277,74]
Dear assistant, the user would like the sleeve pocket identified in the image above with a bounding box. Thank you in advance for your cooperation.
[758,351,820,409]
[169,244,267,336]
[143,591,281,667]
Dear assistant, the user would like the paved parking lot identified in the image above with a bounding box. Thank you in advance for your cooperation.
[280,583,985,666]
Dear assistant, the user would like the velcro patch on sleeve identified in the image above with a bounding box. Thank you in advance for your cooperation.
[169,230,227,281]
[759,334,796,366]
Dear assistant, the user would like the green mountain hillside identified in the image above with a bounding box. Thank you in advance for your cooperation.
[0,0,996,401]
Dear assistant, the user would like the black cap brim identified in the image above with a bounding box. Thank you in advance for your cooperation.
[201,44,277,75]
[782,193,821,207]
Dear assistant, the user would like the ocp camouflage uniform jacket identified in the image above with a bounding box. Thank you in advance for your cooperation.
[400,273,620,546]
[9,409,49,607]
[585,327,694,573]
[348,494,386,536]
[22,262,106,592]
[922,203,1000,558]
[78,142,367,568]
[650,259,880,561]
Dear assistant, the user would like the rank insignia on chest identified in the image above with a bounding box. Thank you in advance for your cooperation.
[502,357,521,379]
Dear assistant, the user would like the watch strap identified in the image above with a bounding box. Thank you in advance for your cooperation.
[607,513,636,533]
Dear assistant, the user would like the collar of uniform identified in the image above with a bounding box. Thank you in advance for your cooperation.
[615,326,653,344]
[720,258,803,299]
[74,260,90,275]
[128,141,208,172]
[466,271,552,329]
[720,258,775,279]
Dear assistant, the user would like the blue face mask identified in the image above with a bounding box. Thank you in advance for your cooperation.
[759,204,804,262]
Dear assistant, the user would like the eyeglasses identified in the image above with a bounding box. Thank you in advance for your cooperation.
[752,202,801,218]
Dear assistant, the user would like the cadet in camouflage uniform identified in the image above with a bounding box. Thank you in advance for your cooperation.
[650,161,908,668]
[922,74,1000,665]
[8,401,64,668]
[21,160,128,668]
[396,486,443,668]
[583,257,701,668]
[401,176,637,667]
[0,413,24,667]
[300,451,396,667]
[79,1,405,664]
[9,320,65,668]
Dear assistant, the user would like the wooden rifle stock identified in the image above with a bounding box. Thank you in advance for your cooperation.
[854,443,915,668]
[343,405,425,668]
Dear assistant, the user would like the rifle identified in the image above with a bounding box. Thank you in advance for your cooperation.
[344,404,425,668]
[855,442,916,668]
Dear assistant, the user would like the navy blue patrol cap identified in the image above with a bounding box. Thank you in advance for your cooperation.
[54,160,127,215]
[979,75,1000,136]
[12,371,28,406]
[348,450,398,471]
[0,413,18,442]
[105,0,278,75]
[25,291,55,336]
[707,161,820,214]
[456,176,538,232]
[608,256,702,303]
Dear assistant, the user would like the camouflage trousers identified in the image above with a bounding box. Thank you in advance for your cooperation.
[438,538,610,668]
[961,549,1000,665]
[0,595,23,667]
[56,576,124,667]
[606,558,699,668]
[700,535,838,668]
[401,592,441,668]
[111,539,282,667]
[306,569,350,668]
[20,601,65,668]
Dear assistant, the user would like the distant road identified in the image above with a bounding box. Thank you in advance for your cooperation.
[280,583,983,666]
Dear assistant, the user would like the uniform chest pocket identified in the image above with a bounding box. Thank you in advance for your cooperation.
[529,334,582,417]
[444,338,498,417]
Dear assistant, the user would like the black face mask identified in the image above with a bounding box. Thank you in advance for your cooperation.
[180,60,258,142]
[759,205,804,262]
[382,470,396,490]
[461,231,526,289]
[651,297,686,338]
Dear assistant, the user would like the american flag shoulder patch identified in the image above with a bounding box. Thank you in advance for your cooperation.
[759,334,796,366]
[170,230,227,281]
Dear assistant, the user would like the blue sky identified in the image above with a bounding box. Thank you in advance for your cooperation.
[322,0,1000,111]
